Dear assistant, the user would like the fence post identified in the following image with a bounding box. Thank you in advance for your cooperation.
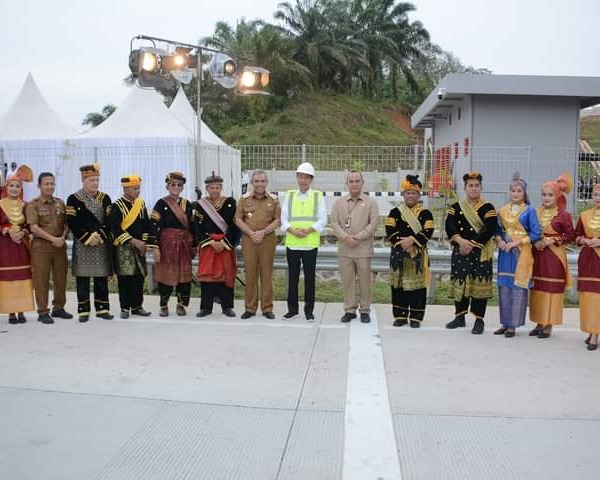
[302,144,306,163]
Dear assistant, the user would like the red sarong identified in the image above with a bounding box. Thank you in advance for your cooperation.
[197,234,236,288]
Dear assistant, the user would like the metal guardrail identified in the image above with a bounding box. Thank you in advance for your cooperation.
[65,241,582,302]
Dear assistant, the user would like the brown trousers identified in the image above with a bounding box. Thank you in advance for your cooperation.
[31,239,68,314]
[241,232,276,313]
[339,256,373,314]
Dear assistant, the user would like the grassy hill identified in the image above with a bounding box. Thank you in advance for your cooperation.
[581,115,600,152]
[217,93,418,146]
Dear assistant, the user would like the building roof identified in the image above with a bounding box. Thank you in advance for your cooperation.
[0,73,73,140]
[412,74,600,128]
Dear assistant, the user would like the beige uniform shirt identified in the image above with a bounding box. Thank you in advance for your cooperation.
[331,193,380,258]
[236,191,281,232]
[26,196,67,238]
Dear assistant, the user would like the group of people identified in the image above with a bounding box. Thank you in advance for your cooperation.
[1,162,599,351]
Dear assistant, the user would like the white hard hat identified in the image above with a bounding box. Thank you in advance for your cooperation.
[296,162,315,177]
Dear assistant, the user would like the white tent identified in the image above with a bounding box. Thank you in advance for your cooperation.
[0,73,74,198]
[71,86,196,204]
[169,87,242,199]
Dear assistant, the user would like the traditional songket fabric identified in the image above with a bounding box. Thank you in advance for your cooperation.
[530,207,575,326]
[386,202,435,324]
[151,196,195,308]
[446,199,497,300]
[193,196,238,311]
[575,207,600,335]
[496,202,541,328]
[0,185,34,314]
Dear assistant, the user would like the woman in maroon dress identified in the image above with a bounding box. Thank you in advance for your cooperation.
[575,183,600,351]
[529,173,575,339]
[0,165,35,324]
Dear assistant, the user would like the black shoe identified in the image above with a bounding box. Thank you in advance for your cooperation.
[494,327,508,335]
[79,315,90,323]
[222,308,236,317]
[131,308,151,317]
[120,310,130,319]
[51,308,73,319]
[587,342,598,351]
[196,309,211,317]
[159,306,169,317]
[38,313,54,324]
[8,315,18,325]
[241,311,255,319]
[361,313,371,324]
[176,305,186,316]
[96,312,114,320]
[393,319,408,327]
[446,316,466,329]
[17,313,27,324]
[340,312,357,323]
[471,319,485,335]
[305,313,315,322]
[409,320,420,328]
[504,329,515,338]
[263,311,275,319]
[282,311,298,320]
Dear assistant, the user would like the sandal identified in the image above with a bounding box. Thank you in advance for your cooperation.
[494,327,508,335]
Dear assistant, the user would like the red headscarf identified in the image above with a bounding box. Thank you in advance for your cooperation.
[542,172,572,211]
[1,165,33,200]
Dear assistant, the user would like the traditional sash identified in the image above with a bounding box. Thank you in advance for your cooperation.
[541,219,572,290]
[398,202,430,284]
[499,203,534,288]
[459,198,493,261]
[580,209,600,259]
[199,197,228,234]
[121,198,144,232]
[164,196,189,229]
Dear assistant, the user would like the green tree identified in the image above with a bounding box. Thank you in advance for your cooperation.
[82,104,116,127]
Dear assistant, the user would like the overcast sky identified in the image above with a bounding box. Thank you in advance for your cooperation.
[1,0,599,130]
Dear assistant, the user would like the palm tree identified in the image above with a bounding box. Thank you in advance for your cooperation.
[82,104,116,127]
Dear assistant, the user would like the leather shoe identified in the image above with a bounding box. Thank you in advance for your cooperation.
[38,313,54,324]
[263,311,275,319]
[159,306,169,317]
[504,329,515,338]
[120,310,130,319]
[17,313,27,324]
[241,311,255,319]
[96,313,114,320]
[471,319,485,335]
[222,308,236,317]
[393,319,407,327]
[446,316,466,329]
[79,315,90,322]
[131,308,151,317]
[529,326,543,336]
[361,313,371,324]
[305,313,315,322]
[587,342,598,351]
[494,327,508,335]
[196,309,211,317]
[51,308,73,319]
[409,320,420,328]
[176,305,186,316]
[8,315,18,325]
[340,312,356,323]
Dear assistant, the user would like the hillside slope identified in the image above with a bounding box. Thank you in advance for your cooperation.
[217,94,418,146]
[581,115,600,152]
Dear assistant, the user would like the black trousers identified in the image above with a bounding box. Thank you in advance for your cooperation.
[392,287,426,322]
[158,281,191,307]
[76,276,110,316]
[286,248,317,315]
[117,274,145,311]
[455,296,488,320]
[200,282,234,312]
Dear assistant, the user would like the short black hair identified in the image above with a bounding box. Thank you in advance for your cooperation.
[38,172,54,185]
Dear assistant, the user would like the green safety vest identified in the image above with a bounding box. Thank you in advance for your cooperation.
[285,189,322,248]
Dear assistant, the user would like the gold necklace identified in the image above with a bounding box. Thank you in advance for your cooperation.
[539,206,557,230]
[4,198,25,225]
[589,208,600,232]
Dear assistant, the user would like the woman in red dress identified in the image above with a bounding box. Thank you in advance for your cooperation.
[529,173,575,339]
[575,183,600,351]
[0,165,35,324]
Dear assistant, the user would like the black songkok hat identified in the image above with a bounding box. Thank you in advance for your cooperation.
[204,171,223,185]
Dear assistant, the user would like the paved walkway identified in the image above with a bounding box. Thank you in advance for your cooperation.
[1,293,599,480]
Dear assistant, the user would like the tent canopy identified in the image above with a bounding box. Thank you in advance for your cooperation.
[0,73,73,140]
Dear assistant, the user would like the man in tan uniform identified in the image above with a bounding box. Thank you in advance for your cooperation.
[26,172,73,324]
[235,170,281,319]
[331,170,380,323]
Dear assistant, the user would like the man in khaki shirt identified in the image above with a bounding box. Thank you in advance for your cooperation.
[331,170,380,323]
[26,172,73,324]
[235,170,281,319]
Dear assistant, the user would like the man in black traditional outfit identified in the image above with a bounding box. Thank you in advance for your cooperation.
[66,164,114,322]
[109,175,159,319]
